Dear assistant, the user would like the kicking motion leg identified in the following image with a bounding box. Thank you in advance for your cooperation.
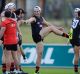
[40,25,69,38]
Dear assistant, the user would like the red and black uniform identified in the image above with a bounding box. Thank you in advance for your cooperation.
[31,15,43,43]
[1,18,18,51]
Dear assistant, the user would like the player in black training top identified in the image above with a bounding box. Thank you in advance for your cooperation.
[69,8,80,74]
[25,6,69,74]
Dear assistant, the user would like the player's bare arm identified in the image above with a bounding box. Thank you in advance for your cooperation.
[17,22,22,35]
[0,27,6,39]
[25,17,36,24]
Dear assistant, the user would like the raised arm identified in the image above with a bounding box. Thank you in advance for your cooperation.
[16,22,22,35]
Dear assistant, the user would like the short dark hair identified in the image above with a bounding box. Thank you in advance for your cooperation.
[15,8,25,15]
[5,10,11,17]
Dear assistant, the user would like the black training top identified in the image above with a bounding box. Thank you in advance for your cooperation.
[71,18,80,40]
[31,15,43,35]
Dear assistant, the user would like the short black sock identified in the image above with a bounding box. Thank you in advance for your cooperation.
[74,65,78,72]
[35,66,40,73]
[62,33,69,38]
[2,63,6,73]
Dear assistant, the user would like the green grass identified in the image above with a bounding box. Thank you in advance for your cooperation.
[0,20,72,74]
[22,67,74,74]
[20,23,69,44]
[0,67,77,74]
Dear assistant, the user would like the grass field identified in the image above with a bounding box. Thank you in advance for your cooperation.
[0,67,77,74]
[0,20,73,74]
[20,19,70,44]
[16,20,75,74]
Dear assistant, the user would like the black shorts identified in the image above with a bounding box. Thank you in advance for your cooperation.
[69,28,80,47]
[70,39,80,47]
[32,34,43,43]
[18,33,22,46]
[1,36,3,41]
[4,44,17,51]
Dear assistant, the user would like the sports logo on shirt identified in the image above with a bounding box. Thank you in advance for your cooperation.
[37,22,42,27]
[72,18,79,29]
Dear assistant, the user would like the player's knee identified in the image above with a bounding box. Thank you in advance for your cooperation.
[49,25,54,31]
[74,54,79,62]
[6,60,11,65]
[38,52,43,57]
[14,58,19,64]
[75,49,79,55]
[75,53,79,58]
[74,58,79,64]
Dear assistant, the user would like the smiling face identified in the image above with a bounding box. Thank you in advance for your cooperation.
[34,10,41,17]
[33,6,41,17]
